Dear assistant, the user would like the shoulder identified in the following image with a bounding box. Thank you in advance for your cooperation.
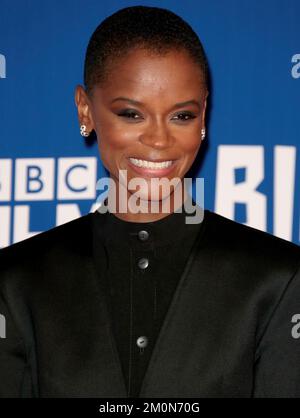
[0,212,94,284]
[202,210,300,288]
[205,209,300,261]
[203,210,300,343]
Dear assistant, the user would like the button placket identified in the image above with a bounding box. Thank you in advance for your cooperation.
[129,230,154,362]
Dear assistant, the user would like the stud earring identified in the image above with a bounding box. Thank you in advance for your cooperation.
[80,124,90,137]
[201,128,206,141]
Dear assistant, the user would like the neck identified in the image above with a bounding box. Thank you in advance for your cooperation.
[105,180,191,223]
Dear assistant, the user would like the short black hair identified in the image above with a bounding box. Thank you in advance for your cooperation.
[84,5,209,96]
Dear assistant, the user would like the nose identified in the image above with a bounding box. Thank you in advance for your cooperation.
[139,119,174,150]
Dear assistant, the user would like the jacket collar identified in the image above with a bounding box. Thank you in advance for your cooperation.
[95,199,204,248]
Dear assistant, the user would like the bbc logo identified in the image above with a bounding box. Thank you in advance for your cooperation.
[0,157,98,248]
[0,157,97,201]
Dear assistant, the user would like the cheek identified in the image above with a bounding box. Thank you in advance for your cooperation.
[176,130,202,176]
[178,130,202,157]
[96,124,135,171]
[99,114,139,148]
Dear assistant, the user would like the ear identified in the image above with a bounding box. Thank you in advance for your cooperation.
[201,91,209,126]
[74,85,95,132]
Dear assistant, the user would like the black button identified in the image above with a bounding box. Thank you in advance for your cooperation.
[137,258,149,270]
[138,230,149,241]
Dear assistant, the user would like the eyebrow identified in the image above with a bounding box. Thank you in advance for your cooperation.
[110,96,201,110]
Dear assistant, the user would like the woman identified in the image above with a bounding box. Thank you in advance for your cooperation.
[1,6,300,398]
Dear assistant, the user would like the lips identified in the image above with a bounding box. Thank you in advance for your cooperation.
[129,157,173,169]
[127,157,178,177]
[128,156,177,163]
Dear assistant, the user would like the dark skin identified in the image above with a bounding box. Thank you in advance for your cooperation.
[75,47,208,222]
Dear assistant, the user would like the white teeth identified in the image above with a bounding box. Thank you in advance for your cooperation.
[129,158,173,169]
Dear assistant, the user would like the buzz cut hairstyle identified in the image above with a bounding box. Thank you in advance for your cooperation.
[83,5,209,96]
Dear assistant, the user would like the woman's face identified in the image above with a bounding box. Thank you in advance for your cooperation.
[75,47,208,207]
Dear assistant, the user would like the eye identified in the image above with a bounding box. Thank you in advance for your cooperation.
[172,112,197,122]
[117,109,142,121]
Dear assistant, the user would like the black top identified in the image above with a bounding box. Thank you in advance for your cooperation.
[2,201,300,397]
[92,199,204,397]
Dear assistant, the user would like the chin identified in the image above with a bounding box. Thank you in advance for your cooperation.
[128,188,174,211]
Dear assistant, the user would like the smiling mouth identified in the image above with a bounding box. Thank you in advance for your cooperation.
[128,157,175,170]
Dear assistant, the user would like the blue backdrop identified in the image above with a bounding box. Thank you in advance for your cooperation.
[0,0,299,248]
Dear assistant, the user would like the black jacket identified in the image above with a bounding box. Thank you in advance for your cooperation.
[1,209,300,398]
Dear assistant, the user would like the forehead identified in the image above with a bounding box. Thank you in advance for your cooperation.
[94,48,205,103]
